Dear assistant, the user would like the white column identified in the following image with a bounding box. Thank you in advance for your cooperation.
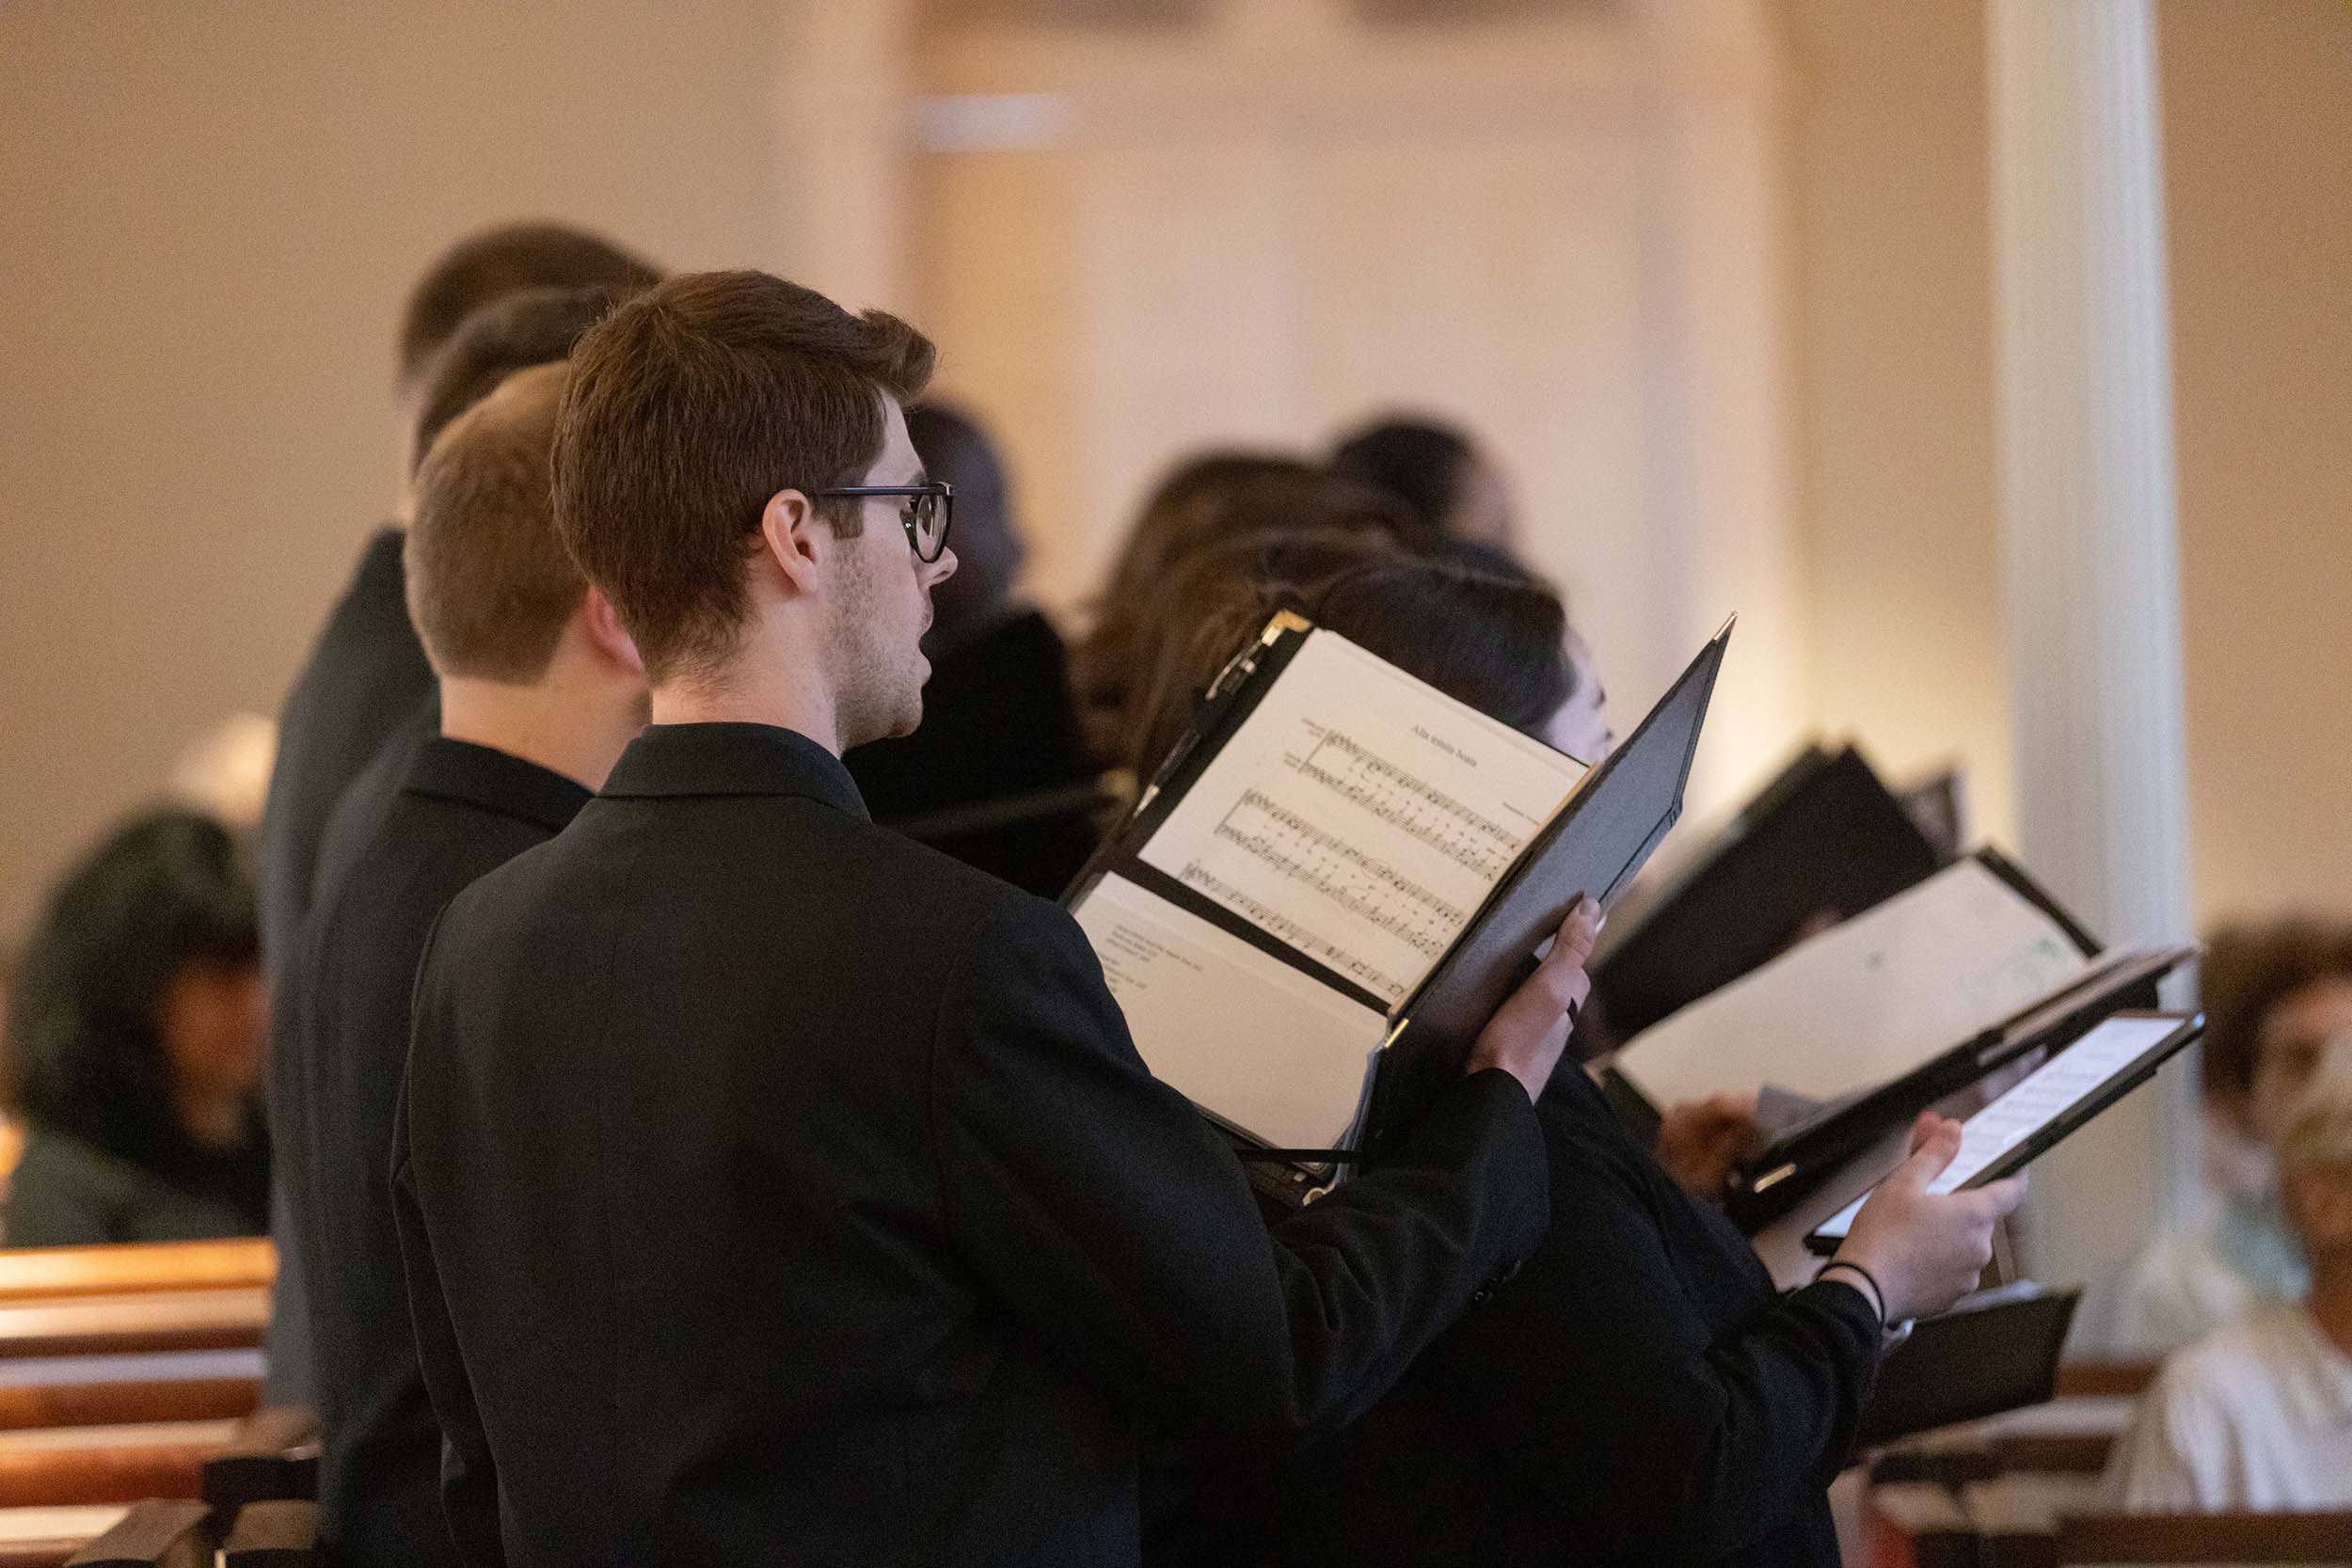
[1989,1,2201,1293]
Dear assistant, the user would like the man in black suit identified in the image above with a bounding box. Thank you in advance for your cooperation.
[257,224,657,1402]
[395,271,1598,1567]
[278,361,649,1568]
[844,402,1102,895]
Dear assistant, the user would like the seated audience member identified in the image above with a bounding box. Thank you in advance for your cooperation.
[1076,457,1410,764]
[2,810,270,1245]
[842,403,1100,895]
[2094,920,2352,1353]
[280,361,645,1568]
[258,255,649,1402]
[1129,564,2017,1568]
[2105,1050,2352,1513]
[1330,412,1518,557]
[395,271,1593,1566]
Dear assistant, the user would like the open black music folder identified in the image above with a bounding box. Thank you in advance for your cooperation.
[1066,612,1730,1202]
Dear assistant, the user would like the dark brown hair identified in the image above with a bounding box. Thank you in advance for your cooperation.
[399,222,660,389]
[407,363,584,683]
[2200,920,2352,1122]
[409,285,633,476]
[1074,457,1408,760]
[1126,550,1574,782]
[550,270,935,682]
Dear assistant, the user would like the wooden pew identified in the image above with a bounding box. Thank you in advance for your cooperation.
[0,1244,273,1307]
[58,1498,212,1568]
[0,1424,240,1509]
[2055,1510,2352,1562]
[0,1246,272,1449]
[0,1508,131,1568]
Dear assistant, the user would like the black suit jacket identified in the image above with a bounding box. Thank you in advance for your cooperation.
[259,525,437,1404]
[395,722,1548,1568]
[278,737,589,1568]
[259,526,439,978]
[1253,1064,1881,1568]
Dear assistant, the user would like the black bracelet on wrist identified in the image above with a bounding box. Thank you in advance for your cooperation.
[1816,1259,1887,1327]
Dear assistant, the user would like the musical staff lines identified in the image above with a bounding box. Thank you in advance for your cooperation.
[1172,862,1410,1002]
[1294,731,1527,882]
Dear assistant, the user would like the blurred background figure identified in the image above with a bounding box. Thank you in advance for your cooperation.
[1329,413,1518,560]
[2105,1046,2352,1513]
[1073,453,1407,766]
[1,809,269,1246]
[2093,920,2352,1353]
[843,403,1102,896]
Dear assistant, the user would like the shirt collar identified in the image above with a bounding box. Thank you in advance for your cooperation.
[401,735,594,835]
[599,722,869,820]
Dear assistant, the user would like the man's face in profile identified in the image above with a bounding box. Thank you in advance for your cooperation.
[828,398,956,750]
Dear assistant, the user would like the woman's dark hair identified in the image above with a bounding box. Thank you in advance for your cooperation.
[1074,453,1416,762]
[2199,919,2352,1125]
[1127,549,1576,782]
[3,810,260,1172]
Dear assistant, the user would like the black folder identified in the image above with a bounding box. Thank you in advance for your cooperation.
[1588,743,1942,1047]
[1854,1283,2084,1449]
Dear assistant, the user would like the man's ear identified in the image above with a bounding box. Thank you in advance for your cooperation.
[580,586,644,678]
[758,487,828,598]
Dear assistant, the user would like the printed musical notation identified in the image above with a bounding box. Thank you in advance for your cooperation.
[1171,862,1411,1001]
[1294,730,1527,881]
[1136,627,1590,1010]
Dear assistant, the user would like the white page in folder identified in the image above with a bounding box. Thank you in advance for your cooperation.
[1075,872,1391,1150]
[1138,630,1587,1006]
[1811,1013,2182,1242]
[1615,857,2091,1109]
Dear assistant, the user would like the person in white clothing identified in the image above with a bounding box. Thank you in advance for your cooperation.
[2105,1046,2352,1512]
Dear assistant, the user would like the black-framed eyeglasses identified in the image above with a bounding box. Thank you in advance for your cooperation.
[811,483,954,562]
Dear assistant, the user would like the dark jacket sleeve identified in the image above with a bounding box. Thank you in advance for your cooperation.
[389,928,504,1568]
[928,894,1550,1448]
[1439,1132,1882,1561]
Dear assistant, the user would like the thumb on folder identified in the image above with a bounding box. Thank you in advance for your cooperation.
[1832,1113,2026,1324]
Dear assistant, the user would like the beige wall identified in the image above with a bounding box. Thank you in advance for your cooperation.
[0,0,784,935]
[2160,0,2352,925]
[3,0,2345,947]
[1785,0,2352,927]
[1783,0,2013,846]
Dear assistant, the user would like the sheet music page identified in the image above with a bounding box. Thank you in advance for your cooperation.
[1137,629,1588,1006]
[1615,856,2091,1109]
[1812,1013,2182,1241]
[1074,872,1391,1150]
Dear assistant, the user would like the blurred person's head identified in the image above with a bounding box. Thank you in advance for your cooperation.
[1127,552,1578,784]
[409,362,649,787]
[4,810,265,1165]
[905,403,1018,653]
[2200,921,2352,1150]
[1331,414,1517,552]
[552,270,951,752]
[408,285,635,476]
[398,222,660,404]
[1118,526,1404,777]
[2277,1051,2352,1278]
[1077,454,1406,758]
